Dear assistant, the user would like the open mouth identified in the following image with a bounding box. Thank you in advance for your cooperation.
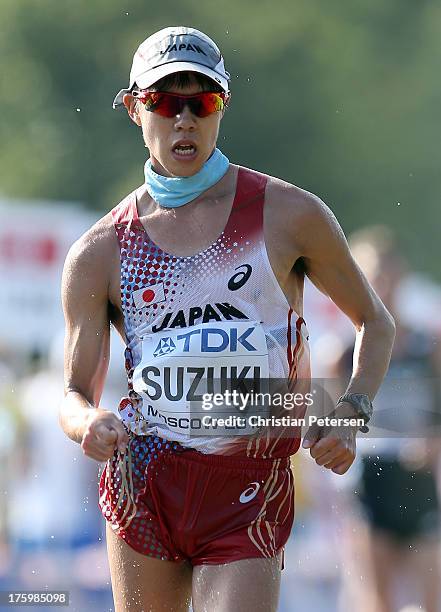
[172,143,197,157]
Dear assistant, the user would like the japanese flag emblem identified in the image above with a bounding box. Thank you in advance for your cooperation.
[133,282,166,309]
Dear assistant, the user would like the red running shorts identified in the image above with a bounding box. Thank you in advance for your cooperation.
[99,435,295,566]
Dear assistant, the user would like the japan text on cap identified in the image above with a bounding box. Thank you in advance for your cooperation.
[113,26,230,108]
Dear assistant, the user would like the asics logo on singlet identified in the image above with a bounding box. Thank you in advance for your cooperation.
[228,264,253,291]
[153,338,176,357]
[239,482,261,503]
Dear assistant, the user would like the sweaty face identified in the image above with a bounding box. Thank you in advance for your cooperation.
[134,74,223,178]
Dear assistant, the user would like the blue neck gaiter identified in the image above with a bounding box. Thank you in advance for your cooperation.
[144,148,230,208]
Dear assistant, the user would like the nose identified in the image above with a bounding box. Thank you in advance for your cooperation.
[173,104,197,131]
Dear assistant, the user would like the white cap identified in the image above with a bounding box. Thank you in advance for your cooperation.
[113,26,230,108]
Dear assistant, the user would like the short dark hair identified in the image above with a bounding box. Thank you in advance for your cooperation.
[139,71,224,93]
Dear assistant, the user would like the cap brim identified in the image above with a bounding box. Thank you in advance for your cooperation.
[112,60,229,109]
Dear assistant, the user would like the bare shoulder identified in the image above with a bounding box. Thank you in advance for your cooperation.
[62,212,118,294]
[260,171,340,255]
[264,173,332,222]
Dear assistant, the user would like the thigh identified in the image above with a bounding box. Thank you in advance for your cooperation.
[106,522,192,612]
[191,555,282,612]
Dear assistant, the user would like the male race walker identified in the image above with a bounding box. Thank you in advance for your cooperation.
[59,26,395,612]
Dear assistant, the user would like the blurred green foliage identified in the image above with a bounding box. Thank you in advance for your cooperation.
[0,0,440,277]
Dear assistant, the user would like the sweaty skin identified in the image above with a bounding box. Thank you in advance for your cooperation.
[60,78,395,475]
[59,74,395,612]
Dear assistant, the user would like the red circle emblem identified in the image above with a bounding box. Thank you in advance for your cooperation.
[142,289,155,303]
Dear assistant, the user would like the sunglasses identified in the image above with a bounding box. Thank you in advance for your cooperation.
[131,90,230,118]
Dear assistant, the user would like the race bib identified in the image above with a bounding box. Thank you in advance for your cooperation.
[132,320,269,435]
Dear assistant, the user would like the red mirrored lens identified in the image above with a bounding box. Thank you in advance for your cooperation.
[135,92,227,118]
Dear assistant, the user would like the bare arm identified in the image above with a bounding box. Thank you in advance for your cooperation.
[299,196,396,400]
[59,225,129,461]
[293,193,395,473]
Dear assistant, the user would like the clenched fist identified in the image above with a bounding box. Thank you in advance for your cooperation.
[302,403,358,475]
[81,409,130,462]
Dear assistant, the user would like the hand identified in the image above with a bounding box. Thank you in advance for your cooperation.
[81,409,130,462]
[301,403,358,474]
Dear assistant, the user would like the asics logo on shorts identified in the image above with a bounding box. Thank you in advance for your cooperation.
[239,481,260,503]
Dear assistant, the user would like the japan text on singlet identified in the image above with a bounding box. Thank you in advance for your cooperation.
[112,167,311,458]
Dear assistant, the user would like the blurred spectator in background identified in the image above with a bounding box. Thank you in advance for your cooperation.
[5,328,126,600]
[334,226,441,612]
[6,331,102,586]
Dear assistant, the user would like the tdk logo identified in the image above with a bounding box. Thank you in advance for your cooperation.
[153,327,257,357]
[160,42,207,56]
[153,338,176,357]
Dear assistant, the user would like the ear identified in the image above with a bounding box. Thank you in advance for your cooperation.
[123,93,142,126]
